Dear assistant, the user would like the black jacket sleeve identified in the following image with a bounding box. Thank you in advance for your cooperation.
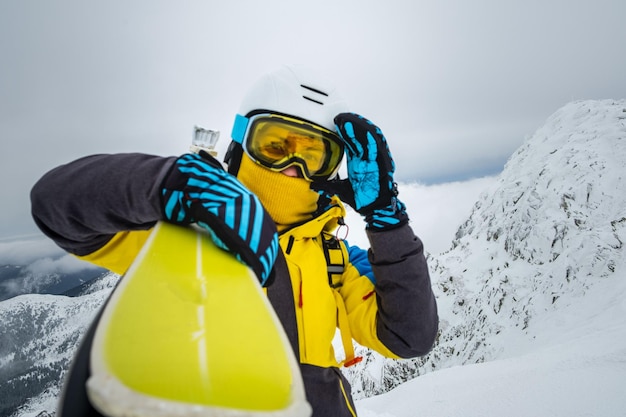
[368,224,439,357]
[31,153,177,256]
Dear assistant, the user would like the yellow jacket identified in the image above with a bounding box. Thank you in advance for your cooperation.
[277,201,398,367]
[78,197,398,368]
[31,153,438,417]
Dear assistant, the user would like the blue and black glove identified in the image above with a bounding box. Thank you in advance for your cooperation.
[161,152,279,285]
[313,113,408,231]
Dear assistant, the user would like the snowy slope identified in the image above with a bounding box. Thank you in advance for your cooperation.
[357,262,626,416]
[432,99,626,363]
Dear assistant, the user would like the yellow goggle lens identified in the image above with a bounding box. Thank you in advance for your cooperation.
[244,115,343,180]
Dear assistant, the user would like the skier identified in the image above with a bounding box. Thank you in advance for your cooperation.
[31,65,438,417]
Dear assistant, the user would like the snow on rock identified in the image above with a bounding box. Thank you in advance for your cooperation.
[344,99,626,400]
[0,273,118,417]
[357,249,626,416]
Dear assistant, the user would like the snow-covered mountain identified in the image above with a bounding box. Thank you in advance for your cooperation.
[345,99,626,405]
[2,99,625,416]
[356,262,626,416]
[0,273,119,417]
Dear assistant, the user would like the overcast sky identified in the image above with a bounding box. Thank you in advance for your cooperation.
[1,0,625,239]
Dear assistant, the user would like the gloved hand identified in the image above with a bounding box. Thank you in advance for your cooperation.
[313,113,408,231]
[161,152,279,285]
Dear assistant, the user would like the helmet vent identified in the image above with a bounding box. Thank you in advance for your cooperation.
[300,84,329,106]
[302,95,324,105]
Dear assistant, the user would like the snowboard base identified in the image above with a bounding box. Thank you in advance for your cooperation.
[86,222,310,417]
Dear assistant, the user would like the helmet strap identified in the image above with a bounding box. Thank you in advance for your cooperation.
[224,141,243,176]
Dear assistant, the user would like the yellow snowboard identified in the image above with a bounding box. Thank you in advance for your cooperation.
[86,222,310,417]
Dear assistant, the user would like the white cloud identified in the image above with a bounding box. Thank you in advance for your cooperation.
[0,236,98,274]
[0,237,64,265]
[344,176,498,256]
[25,254,98,275]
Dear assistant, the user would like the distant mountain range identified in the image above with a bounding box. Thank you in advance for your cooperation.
[1,263,106,302]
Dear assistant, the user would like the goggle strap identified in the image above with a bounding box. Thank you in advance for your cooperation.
[231,114,249,144]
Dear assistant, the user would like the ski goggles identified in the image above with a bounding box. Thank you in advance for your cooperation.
[231,113,344,181]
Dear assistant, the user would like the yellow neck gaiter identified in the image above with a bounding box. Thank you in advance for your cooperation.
[236,154,320,231]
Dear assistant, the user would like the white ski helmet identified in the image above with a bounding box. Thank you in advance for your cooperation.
[236,65,348,130]
[225,65,348,174]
